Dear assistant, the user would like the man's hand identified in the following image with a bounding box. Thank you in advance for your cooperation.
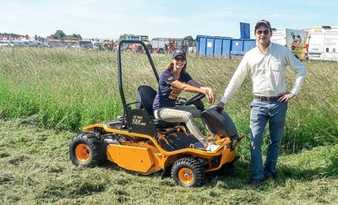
[201,87,215,104]
[215,101,225,113]
[278,92,295,102]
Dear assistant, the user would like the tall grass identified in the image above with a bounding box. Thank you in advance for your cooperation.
[0,48,121,130]
[0,47,337,153]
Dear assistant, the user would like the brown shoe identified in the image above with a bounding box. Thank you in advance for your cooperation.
[263,175,276,182]
[248,179,264,188]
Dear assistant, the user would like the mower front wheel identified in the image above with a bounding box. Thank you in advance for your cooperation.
[69,133,106,167]
[171,157,205,187]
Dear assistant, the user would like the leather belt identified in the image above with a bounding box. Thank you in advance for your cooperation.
[254,95,282,101]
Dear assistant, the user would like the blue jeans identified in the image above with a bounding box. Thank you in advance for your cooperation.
[249,98,288,181]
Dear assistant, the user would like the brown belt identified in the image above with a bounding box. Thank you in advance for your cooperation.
[254,95,282,101]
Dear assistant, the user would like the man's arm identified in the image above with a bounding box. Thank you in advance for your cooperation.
[220,56,249,104]
[286,50,307,96]
[278,49,307,102]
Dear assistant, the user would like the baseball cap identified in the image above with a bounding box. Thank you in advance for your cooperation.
[172,49,186,59]
[255,20,272,32]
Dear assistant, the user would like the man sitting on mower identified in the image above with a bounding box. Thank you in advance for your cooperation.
[152,49,215,148]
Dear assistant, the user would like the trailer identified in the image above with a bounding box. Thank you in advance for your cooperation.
[151,38,170,53]
[271,29,287,46]
[78,40,94,49]
[150,38,189,54]
[306,26,338,61]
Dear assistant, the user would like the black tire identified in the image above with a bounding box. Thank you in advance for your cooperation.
[171,157,205,187]
[217,163,235,176]
[69,132,106,167]
[215,155,239,176]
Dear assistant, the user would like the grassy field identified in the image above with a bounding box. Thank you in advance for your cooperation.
[0,47,337,204]
[0,119,337,204]
[0,47,337,153]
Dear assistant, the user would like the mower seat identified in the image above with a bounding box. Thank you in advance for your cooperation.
[137,85,177,129]
[137,85,157,116]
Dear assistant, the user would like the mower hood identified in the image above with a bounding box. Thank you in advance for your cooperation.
[201,106,238,138]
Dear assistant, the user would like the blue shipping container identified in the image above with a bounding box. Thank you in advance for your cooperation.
[196,35,255,57]
[206,38,214,57]
[214,38,223,57]
[243,40,256,53]
[196,35,232,58]
[222,39,231,57]
[231,39,244,55]
[240,22,250,39]
[197,36,207,56]
[231,39,256,55]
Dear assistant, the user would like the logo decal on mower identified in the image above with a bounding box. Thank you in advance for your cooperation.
[132,115,146,126]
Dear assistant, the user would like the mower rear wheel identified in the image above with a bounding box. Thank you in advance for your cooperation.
[171,157,205,187]
[69,133,106,167]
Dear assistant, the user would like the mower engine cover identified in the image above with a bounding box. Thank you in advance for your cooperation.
[201,106,238,137]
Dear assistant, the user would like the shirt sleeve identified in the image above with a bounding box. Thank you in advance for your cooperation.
[180,72,193,83]
[162,70,175,84]
[285,49,307,95]
[220,55,249,104]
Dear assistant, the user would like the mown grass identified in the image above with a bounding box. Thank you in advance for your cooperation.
[0,47,337,155]
[0,119,337,204]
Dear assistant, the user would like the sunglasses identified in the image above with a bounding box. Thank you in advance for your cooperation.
[256,29,270,35]
[175,57,186,61]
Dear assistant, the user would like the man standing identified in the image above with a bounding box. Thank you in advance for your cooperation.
[217,20,307,186]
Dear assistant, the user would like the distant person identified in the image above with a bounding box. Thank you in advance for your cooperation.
[291,33,296,50]
[216,20,307,186]
[291,34,302,59]
[291,34,302,50]
[153,49,215,147]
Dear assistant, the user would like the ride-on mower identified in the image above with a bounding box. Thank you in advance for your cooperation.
[69,40,241,187]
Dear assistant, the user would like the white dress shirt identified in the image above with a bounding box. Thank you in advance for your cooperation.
[221,42,307,104]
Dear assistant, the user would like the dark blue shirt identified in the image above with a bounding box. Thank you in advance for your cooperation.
[153,68,192,110]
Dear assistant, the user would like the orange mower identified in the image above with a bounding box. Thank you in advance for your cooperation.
[69,40,242,187]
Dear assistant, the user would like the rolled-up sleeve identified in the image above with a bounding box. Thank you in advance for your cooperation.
[286,50,307,95]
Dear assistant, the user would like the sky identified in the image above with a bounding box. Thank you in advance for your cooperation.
[1,0,338,39]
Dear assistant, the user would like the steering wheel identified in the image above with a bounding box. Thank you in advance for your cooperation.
[184,93,205,106]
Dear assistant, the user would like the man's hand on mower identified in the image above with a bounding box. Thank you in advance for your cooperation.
[215,101,225,113]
